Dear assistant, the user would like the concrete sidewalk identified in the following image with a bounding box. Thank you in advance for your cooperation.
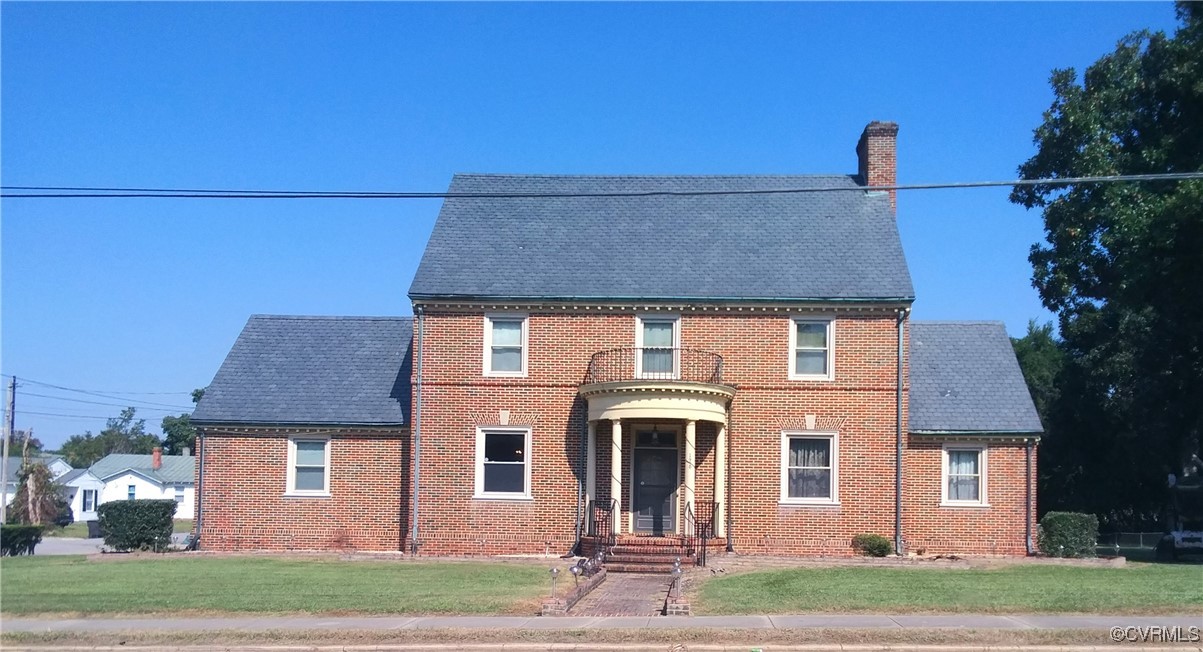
[4,614,1200,632]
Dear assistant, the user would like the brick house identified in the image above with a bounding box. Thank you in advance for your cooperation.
[191,122,1042,560]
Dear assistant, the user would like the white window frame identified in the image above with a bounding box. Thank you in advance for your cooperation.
[286,436,332,497]
[779,431,840,506]
[474,426,533,500]
[174,486,185,503]
[941,444,988,507]
[788,317,835,381]
[635,314,681,379]
[127,485,136,500]
[483,313,529,377]
[82,489,97,512]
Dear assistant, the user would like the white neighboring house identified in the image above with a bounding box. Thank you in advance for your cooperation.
[57,468,106,522]
[90,449,196,519]
[3,454,73,507]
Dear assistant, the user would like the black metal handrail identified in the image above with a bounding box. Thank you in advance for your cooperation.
[587,498,617,562]
[685,501,719,567]
[583,347,726,385]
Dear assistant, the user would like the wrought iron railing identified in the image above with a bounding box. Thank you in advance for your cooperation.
[587,498,617,561]
[684,501,720,567]
[583,347,726,385]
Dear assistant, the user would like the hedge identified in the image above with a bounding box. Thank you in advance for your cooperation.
[1,525,44,556]
[852,533,894,557]
[1038,511,1098,558]
[97,499,176,552]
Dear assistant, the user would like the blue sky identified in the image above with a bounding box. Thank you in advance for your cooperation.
[1,2,1182,449]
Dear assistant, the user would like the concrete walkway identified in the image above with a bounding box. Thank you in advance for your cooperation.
[4,614,1200,632]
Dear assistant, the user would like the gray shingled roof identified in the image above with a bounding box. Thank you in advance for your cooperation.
[4,454,66,483]
[89,453,195,485]
[409,175,914,302]
[192,315,412,426]
[909,321,1043,434]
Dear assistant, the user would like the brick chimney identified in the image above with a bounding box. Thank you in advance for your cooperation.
[152,447,162,470]
[856,121,899,212]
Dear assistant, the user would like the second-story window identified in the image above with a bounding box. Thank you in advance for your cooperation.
[789,318,835,381]
[636,315,679,378]
[484,314,528,377]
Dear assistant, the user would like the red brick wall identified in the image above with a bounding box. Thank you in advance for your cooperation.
[195,430,407,552]
[408,308,1034,557]
[196,308,1037,557]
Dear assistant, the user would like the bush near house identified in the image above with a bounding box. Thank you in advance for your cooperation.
[1038,512,1098,558]
[852,533,894,557]
[97,500,175,552]
[1,525,44,556]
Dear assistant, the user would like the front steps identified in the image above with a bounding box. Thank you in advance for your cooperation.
[582,534,723,573]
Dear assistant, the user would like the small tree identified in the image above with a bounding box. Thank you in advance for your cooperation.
[7,463,66,526]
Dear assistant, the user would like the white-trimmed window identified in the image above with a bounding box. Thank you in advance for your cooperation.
[82,489,97,512]
[475,427,532,499]
[484,314,528,376]
[636,315,679,378]
[789,318,834,381]
[780,432,839,504]
[127,485,136,500]
[174,487,185,503]
[942,446,987,506]
[287,437,331,496]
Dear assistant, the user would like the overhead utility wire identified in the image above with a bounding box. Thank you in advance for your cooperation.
[17,410,125,420]
[20,391,191,412]
[0,374,192,396]
[14,377,194,410]
[2,172,1201,199]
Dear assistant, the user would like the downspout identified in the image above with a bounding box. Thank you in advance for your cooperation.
[409,306,425,555]
[1025,437,1034,555]
[725,398,734,552]
[572,397,587,556]
[895,307,908,555]
[189,429,205,551]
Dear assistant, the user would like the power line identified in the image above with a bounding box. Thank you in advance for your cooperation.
[11,377,193,410]
[2,172,1201,199]
[20,392,190,412]
[0,374,190,396]
[16,410,119,420]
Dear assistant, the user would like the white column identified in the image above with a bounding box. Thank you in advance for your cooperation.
[684,419,697,515]
[715,421,727,538]
[610,419,623,534]
[586,421,597,508]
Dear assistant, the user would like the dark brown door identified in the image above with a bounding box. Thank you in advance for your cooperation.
[633,448,677,534]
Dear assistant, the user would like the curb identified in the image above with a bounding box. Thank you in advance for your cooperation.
[3,646,1202,652]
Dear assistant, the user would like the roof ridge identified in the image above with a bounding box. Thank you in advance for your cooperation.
[452,173,857,180]
[249,314,413,322]
[911,320,1006,326]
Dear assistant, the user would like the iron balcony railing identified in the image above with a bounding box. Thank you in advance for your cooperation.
[583,347,726,386]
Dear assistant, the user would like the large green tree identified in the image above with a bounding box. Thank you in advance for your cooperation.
[1011,3,1202,528]
[59,408,161,468]
[161,387,205,456]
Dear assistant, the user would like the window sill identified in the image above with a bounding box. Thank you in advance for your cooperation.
[787,375,835,382]
[284,492,331,498]
[779,500,840,507]
[473,494,534,502]
[940,501,990,509]
[483,372,527,379]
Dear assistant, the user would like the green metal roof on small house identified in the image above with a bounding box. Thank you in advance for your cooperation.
[89,453,195,485]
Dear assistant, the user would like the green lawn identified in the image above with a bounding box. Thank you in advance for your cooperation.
[0,556,548,616]
[695,563,1203,614]
[42,519,194,539]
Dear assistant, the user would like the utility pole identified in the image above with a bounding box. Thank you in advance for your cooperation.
[0,376,15,524]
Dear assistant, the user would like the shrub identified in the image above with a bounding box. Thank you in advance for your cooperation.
[1,525,45,556]
[53,498,74,527]
[97,499,176,551]
[852,533,893,557]
[1038,511,1098,558]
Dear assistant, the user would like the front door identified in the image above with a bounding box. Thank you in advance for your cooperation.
[633,438,678,534]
